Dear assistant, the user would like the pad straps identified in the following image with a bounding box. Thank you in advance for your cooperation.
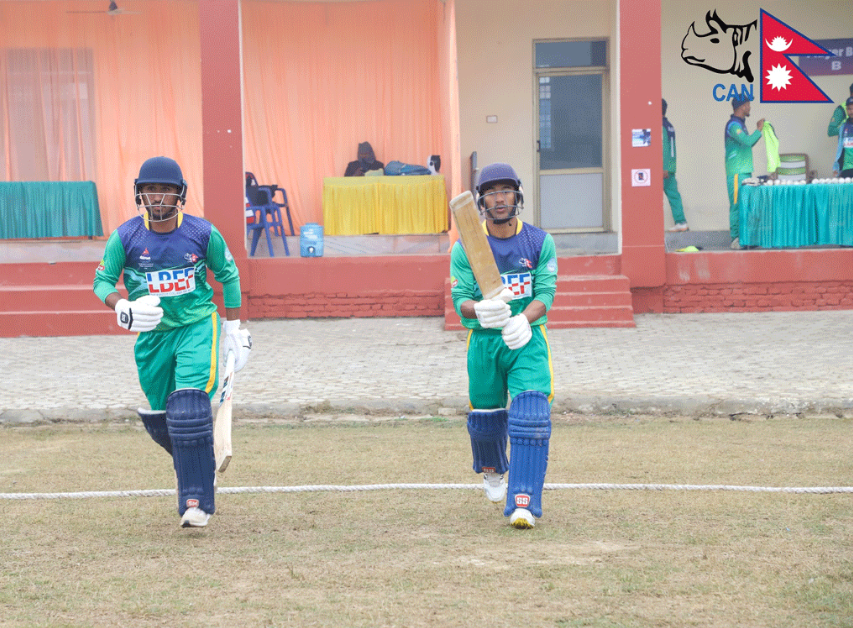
[467,409,509,475]
[505,391,551,518]
[166,388,216,516]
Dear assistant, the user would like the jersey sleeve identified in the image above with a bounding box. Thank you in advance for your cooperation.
[449,240,480,327]
[93,231,127,303]
[726,124,761,146]
[532,234,557,312]
[206,225,242,309]
[833,132,844,172]
[662,124,672,171]
[727,122,761,147]
[828,106,845,137]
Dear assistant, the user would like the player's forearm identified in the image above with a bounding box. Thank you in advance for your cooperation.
[523,300,547,322]
[104,292,122,310]
[225,307,240,322]
[459,300,477,320]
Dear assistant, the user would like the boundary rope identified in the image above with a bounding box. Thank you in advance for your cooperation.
[2,482,852,500]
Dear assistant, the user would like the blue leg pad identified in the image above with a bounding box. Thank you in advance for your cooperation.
[137,408,172,456]
[504,391,551,518]
[467,409,508,475]
[166,388,216,516]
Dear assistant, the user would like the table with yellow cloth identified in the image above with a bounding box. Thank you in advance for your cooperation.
[322,175,448,236]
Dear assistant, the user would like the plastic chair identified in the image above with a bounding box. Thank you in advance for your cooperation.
[245,172,295,236]
[245,172,289,257]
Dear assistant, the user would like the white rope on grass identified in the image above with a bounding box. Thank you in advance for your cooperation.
[2,482,853,500]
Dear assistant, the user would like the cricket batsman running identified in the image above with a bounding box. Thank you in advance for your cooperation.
[449,162,557,529]
[93,156,252,528]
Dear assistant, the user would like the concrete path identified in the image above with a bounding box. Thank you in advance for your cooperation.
[2,311,852,423]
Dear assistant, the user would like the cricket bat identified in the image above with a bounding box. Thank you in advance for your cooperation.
[450,191,504,300]
[214,351,235,473]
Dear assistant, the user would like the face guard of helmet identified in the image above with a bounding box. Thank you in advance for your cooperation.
[134,157,188,223]
[476,162,524,224]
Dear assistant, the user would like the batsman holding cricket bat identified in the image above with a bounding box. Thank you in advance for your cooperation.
[449,163,557,530]
[94,156,252,528]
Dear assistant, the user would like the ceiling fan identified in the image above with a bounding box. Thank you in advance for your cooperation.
[68,1,140,15]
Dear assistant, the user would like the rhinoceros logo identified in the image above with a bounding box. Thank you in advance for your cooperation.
[681,11,757,83]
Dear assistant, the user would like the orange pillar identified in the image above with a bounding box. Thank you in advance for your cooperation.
[199,0,247,267]
[619,0,665,306]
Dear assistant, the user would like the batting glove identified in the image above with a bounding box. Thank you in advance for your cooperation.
[473,288,514,328]
[115,295,163,332]
[222,319,253,372]
[501,314,532,350]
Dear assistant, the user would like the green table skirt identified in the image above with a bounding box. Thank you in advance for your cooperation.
[739,183,853,248]
[0,181,103,239]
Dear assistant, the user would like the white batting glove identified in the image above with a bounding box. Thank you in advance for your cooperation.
[473,288,514,328]
[502,314,532,350]
[222,319,252,372]
[115,295,163,332]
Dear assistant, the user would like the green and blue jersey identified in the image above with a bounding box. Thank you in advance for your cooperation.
[450,220,557,331]
[833,120,853,173]
[725,115,762,176]
[94,213,241,331]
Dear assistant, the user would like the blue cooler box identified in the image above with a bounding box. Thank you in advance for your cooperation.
[300,223,324,257]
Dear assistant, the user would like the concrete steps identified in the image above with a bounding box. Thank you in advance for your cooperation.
[0,261,125,337]
[444,255,635,331]
[1,253,635,337]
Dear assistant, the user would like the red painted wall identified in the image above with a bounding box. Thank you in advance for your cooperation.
[244,256,447,319]
[618,0,666,290]
[631,249,853,313]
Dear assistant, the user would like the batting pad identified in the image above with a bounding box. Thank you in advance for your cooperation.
[467,408,509,475]
[137,408,172,455]
[166,388,216,516]
[504,391,551,518]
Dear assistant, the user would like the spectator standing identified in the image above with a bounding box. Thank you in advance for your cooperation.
[827,83,853,137]
[662,99,688,232]
[725,96,764,249]
[832,97,853,178]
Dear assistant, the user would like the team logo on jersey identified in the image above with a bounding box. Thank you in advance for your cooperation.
[140,248,151,263]
[518,258,533,270]
[96,260,105,271]
[450,276,458,289]
[515,494,531,508]
[184,253,199,263]
[146,267,196,296]
[502,272,532,299]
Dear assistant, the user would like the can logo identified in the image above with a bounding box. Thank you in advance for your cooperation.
[515,494,531,507]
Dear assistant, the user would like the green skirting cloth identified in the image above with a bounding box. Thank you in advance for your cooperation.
[739,183,853,248]
[0,181,103,239]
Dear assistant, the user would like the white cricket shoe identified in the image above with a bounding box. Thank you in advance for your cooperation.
[482,472,506,503]
[509,508,535,529]
[181,507,211,528]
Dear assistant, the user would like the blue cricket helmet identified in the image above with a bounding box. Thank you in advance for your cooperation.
[476,162,522,195]
[475,162,524,221]
[134,156,188,205]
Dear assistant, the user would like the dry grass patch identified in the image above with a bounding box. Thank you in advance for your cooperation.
[1,415,852,627]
